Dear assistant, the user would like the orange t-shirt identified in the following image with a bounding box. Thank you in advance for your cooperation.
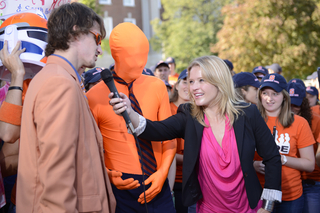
[168,73,179,85]
[254,115,315,201]
[302,113,320,182]
[87,75,175,174]
[170,102,184,183]
[311,105,320,116]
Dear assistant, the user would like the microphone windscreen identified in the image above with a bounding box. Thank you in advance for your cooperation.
[100,68,113,82]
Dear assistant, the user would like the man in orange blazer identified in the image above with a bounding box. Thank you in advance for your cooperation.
[16,3,115,213]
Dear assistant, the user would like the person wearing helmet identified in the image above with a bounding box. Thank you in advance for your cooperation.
[0,11,49,212]
[16,3,116,213]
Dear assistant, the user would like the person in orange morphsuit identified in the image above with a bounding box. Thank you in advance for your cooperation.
[87,23,176,213]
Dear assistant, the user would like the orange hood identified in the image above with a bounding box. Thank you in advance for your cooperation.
[109,22,149,83]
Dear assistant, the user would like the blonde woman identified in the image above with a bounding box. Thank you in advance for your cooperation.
[109,56,282,213]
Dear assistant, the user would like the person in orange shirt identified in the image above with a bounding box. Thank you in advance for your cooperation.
[169,69,189,213]
[0,40,26,213]
[255,74,315,213]
[154,61,171,82]
[284,82,320,213]
[166,57,179,85]
[87,22,176,213]
[153,61,172,96]
[306,86,320,117]
[306,86,318,107]
[0,14,44,210]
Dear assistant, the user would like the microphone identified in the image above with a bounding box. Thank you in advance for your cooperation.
[100,68,135,133]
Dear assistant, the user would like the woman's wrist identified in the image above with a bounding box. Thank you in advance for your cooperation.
[281,155,288,165]
[262,199,275,212]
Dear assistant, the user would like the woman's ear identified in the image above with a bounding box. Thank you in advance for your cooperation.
[241,88,247,96]
[174,82,179,91]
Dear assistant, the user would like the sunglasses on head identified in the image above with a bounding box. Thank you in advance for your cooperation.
[89,30,102,45]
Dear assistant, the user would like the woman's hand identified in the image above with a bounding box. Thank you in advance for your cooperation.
[253,160,265,175]
[108,92,131,115]
[108,92,141,129]
[257,208,270,213]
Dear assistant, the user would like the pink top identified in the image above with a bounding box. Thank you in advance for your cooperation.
[0,81,10,106]
[197,115,261,213]
[0,82,9,207]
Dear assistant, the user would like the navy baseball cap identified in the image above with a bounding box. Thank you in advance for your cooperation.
[287,82,306,106]
[142,68,154,76]
[223,59,234,71]
[252,66,268,76]
[155,61,169,69]
[288,78,306,88]
[83,67,103,86]
[178,69,188,80]
[165,57,175,64]
[233,72,260,88]
[260,73,287,92]
[306,86,319,97]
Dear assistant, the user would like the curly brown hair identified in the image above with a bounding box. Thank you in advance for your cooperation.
[298,97,313,128]
[45,2,106,56]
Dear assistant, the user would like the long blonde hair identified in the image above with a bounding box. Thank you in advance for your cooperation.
[257,89,294,128]
[188,56,246,127]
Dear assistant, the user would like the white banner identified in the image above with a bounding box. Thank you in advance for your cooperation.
[0,0,71,18]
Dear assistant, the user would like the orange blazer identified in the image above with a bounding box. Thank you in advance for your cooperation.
[17,56,116,213]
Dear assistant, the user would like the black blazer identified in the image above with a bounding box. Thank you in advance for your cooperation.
[140,103,281,209]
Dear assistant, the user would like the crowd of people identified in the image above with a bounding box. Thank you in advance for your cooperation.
[0,2,319,213]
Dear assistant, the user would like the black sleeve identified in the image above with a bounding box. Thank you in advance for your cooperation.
[251,105,282,191]
[139,104,189,141]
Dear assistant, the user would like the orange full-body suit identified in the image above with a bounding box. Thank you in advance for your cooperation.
[87,23,176,210]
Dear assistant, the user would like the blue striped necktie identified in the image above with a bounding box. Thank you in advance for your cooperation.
[112,71,157,176]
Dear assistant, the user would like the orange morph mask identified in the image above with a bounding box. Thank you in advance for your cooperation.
[109,22,149,83]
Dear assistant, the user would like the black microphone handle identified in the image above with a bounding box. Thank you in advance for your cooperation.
[112,91,132,128]
[101,69,135,133]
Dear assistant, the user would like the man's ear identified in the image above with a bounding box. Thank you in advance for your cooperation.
[73,25,78,31]
[71,25,80,41]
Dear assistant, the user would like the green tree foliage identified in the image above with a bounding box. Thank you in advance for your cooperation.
[212,0,320,79]
[151,0,232,73]
[79,0,101,15]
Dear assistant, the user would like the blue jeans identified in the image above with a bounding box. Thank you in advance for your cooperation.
[174,182,188,213]
[302,180,320,213]
[188,203,196,213]
[8,203,15,213]
[273,195,304,213]
[111,173,175,213]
